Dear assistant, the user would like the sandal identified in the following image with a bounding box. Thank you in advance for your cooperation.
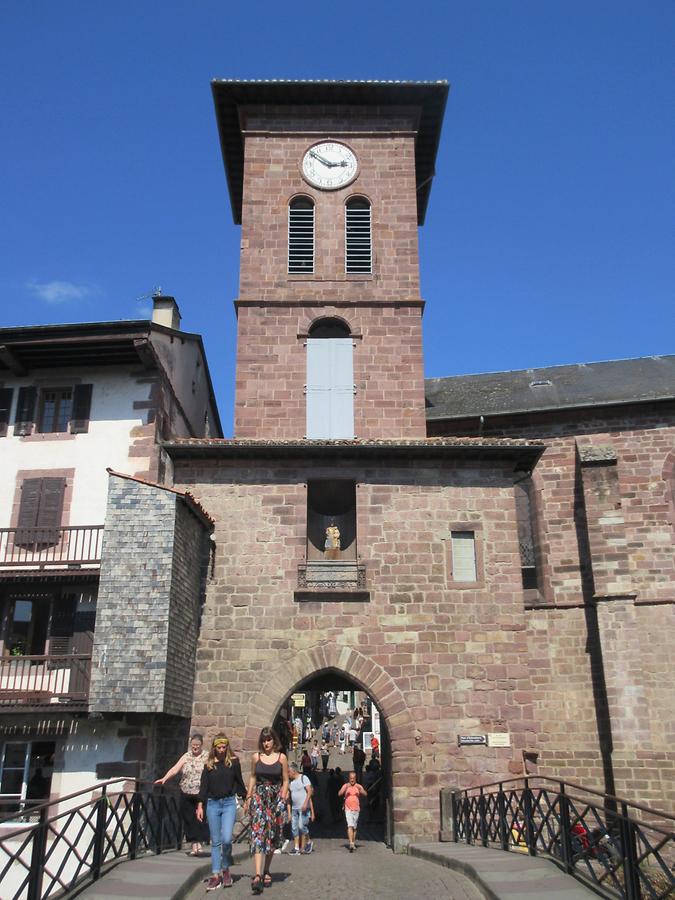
[263,874,272,887]
[251,875,263,895]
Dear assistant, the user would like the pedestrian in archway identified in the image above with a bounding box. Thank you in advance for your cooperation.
[338,770,367,852]
[320,738,330,772]
[244,726,289,894]
[155,733,210,856]
[352,742,366,784]
[195,734,247,891]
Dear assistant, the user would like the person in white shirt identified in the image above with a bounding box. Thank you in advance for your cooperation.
[286,762,315,854]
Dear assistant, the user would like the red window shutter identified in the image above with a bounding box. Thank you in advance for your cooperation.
[0,388,13,437]
[14,386,37,436]
[70,384,93,433]
[16,477,66,545]
[18,479,42,527]
[37,478,66,543]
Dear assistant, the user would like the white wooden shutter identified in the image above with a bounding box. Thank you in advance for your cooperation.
[306,338,354,439]
[451,531,477,582]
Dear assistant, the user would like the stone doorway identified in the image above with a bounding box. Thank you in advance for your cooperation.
[272,670,391,847]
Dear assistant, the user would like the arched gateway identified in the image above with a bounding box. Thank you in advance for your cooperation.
[243,645,416,850]
[243,645,414,743]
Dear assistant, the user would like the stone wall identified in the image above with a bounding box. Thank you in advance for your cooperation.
[232,107,427,442]
[164,498,209,717]
[429,404,675,810]
[234,303,426,440]
[174,454,546,848]
[238,110,420,303]
[91,474,208,718]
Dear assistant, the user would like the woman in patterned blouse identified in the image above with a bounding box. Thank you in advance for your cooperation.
[155,733,210,855]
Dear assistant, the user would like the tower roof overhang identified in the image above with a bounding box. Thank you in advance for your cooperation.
[163,437,545,472]
[211,79,449,226]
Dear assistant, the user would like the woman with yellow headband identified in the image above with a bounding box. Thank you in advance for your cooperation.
[196,733,247,891]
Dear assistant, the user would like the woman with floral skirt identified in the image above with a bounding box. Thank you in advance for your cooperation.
[244,727,289,894]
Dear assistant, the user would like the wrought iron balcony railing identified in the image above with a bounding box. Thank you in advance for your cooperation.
[0,526,103,568]
[0,654,91,710]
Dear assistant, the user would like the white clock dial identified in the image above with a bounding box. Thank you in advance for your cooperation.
[302,141,358,190]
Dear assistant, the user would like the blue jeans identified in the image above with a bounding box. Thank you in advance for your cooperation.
[206,796,237,873]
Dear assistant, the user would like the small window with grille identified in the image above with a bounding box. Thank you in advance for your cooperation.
[345,197,372,274]
[288,197,315,274]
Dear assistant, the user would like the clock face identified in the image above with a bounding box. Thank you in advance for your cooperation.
[302,141,358,190]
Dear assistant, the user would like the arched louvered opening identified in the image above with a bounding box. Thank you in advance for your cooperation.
[288,197,315,274]
[345,197,372,274]
[308,317,351,339]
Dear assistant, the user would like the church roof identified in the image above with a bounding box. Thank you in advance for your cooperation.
[425,355,675,422]
[210,79,449,226]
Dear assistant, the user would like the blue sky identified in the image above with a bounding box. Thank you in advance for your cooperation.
[1,1,673,435]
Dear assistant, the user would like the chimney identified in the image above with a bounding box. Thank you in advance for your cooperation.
[151,293,182,330]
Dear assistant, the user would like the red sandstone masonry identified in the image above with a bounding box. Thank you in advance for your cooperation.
[233,108,426,441]
[431,405,675,808]
[234,303,426,440]
[175,456,539,844]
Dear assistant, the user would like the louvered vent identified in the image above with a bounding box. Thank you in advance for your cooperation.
[288,198,315,273]
[345,198,372,273]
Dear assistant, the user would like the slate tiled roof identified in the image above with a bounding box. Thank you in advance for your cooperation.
[425,355,675,421]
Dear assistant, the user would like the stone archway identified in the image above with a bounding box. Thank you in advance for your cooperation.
[243,643,420,851]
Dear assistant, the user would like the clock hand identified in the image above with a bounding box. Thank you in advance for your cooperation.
[309,149,337,167]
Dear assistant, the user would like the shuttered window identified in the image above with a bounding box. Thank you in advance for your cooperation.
[16,477,66,545]
[288,197,315,274]
[14,386,37,436]
[0,388,13,437]
[70,384,93,433]
[451,531,477,582]
[306,338,354,439]
[345,197,372,274]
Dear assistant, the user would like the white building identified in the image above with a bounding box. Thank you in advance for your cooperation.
[0,296,220,814]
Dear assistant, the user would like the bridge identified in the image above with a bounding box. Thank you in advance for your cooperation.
[0,775,672,899]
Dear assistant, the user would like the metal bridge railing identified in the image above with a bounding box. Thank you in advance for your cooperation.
[450,776,674,900]
[0,777,249,900]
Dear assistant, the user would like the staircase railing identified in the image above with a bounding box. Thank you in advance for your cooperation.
[450,776,674,900]
[0,778,186,900]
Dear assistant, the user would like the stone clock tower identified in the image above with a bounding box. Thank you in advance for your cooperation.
[211,80,449,440]
[171,81,543,851]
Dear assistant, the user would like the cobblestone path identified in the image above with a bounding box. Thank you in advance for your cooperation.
[188,838,484,899]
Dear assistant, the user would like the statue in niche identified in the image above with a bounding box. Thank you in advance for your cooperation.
[324,521,341,560]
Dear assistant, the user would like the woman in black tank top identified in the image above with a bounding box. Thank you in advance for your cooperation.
[243,726,289,894]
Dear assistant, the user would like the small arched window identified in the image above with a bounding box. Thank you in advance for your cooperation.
[306,317,354,439]
[345,197,371,274]
[288,197,314,274]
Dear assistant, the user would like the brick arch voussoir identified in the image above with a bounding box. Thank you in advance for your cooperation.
[244,644,415,752]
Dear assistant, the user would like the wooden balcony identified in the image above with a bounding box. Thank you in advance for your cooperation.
[0,654,91,710]
[0,526,103,570]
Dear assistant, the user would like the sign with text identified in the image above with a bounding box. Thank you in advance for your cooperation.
[291,693,306,707]
[488,732,511,748]
[457,734,487,746]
